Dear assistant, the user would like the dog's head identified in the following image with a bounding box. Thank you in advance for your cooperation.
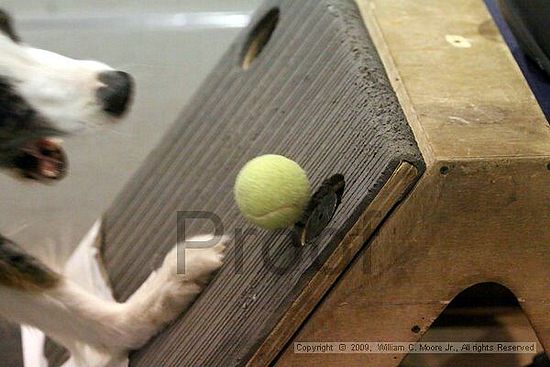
[0,10,133,181]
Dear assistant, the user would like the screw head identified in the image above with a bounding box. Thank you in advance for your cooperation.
[440,166,450,175]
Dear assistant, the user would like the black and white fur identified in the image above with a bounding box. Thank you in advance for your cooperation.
[0,10,225,366]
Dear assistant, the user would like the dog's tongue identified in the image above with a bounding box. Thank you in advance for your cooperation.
[16,138,67,181]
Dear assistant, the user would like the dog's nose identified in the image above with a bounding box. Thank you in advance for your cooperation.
[97,71,133,117]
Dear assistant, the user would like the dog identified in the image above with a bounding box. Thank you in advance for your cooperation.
[0,10,226,366]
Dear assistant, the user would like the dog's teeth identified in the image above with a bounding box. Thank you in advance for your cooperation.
[40,161,60,178]
[43,169,57,178]
[47,137,63,144]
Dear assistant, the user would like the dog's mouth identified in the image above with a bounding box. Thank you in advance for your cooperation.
[13,138,67,181]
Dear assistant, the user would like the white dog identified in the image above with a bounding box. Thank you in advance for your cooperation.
[0,10,225,366]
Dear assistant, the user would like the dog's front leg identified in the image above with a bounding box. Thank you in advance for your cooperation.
[124,235,228,330]
[0,235,226,365]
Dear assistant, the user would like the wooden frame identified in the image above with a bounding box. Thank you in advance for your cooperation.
[249,162,419,366]
[275,0,550,365]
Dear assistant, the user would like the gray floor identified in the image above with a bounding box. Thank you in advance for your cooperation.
[0,0,261,268]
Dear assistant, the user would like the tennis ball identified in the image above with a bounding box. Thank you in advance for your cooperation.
[234,155,311,230]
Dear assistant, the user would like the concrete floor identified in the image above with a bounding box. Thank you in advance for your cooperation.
[0,0,261,267]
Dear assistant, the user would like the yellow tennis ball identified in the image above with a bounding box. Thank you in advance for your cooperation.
[234,155,311,230]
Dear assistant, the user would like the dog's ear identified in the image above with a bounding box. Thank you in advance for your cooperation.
[0,9,20,43]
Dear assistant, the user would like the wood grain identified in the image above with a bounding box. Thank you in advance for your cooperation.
[356,0,550,162]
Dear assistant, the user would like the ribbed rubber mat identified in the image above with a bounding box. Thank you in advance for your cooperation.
[97,0,425,366]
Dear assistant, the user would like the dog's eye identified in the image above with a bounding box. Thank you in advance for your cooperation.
[0,10,20,43]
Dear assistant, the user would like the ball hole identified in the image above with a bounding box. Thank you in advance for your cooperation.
[242,8,280,70]
[411,325,421,334]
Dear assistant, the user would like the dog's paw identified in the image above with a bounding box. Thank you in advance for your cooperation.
[161,234,227,284]
[142,235,227,322]
[120,235,228,349]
